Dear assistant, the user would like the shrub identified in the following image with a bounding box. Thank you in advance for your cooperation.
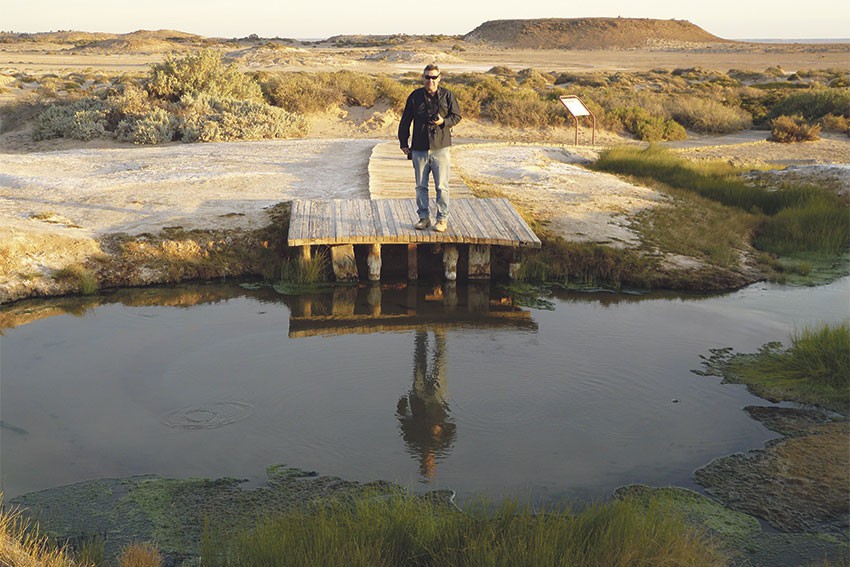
[262,72,343,113]
[768,89,850,121]
[147,50,264,103]
[819,113,850,135]
[611,106,686,141]
[32,98,109,140]
[375,76,410,112]
[116,108,177,144]
[770,114,822,143]
[666,96,752,133]
[483,88,564,128]
[179,94,308,142]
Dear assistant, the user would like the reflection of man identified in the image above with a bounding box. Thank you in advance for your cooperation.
[398,64,462,233]
[396,329,456,481]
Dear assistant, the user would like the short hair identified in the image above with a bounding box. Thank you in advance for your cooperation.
[423,64,440,75]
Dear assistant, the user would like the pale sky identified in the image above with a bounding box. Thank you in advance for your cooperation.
[3,0,849,40]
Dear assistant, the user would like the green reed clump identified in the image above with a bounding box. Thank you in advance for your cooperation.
[279,248,330,285]
[517,237,659,289]
[593,146,849,260]
[201,493,725,567]
[704,323,850,413]
[52,263,99,295]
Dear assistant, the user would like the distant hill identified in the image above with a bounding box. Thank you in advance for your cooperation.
[463,18,731,49]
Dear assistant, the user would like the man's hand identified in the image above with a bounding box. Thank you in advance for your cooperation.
[431,115,445,126]
[401,147,410,156]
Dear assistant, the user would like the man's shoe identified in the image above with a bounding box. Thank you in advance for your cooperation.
[433,219,447,233]
[414,218,431,230]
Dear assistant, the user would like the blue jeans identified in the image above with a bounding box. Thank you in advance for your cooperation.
[411,148,450,221]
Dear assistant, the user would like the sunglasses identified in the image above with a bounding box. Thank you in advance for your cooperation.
[424,75,440,80]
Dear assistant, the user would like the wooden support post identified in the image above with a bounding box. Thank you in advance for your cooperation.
[509,262,521,280]
[366,284,382,316]
[407,243,418,280]
[443,244,459,281]
[367,243,382,282]
[468,244,491,280]
[299,245,311,262]
[331,244,358,281]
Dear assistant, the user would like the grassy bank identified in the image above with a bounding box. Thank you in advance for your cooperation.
[592,145,850,282]
[201,493,725,567]
[696,322,850,414]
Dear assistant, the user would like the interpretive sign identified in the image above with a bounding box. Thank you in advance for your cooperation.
[558,95,596,145]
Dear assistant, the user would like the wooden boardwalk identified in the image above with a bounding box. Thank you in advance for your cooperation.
[288,198,540,248]
[368,142,473,199]
[286,141,540,281]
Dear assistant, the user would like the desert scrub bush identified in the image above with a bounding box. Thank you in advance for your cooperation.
[375,76,411,112]
[147,50,264,102]
[767,88,850,121]
[770,114,822,142]
[116,108,177,144]
[665,95,752,133]
[610,106,686,141]
[517,68,552,88]
[482,88,564,128]
[32,97,109,140]
[261,72,343,113]
[818,113,850,135]
[0,96,50,133]
[179,94,308,142]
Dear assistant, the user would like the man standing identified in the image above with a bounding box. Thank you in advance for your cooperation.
[398,64,462,232]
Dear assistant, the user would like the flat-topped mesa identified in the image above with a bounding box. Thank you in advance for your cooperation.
[463,18,731,49]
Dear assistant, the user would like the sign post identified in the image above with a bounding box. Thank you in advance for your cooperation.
[558,95,596,146]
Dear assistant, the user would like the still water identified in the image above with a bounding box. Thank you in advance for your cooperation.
[1,278,848,505]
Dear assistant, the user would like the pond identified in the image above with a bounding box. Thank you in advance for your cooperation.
[1,277,848,506]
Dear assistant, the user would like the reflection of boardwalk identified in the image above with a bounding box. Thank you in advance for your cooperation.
[288,283,537,338]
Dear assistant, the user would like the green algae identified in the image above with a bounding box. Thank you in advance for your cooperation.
[614,485,849,567]
[11,466,403,563]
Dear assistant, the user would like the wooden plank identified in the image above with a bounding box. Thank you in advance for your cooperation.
[467,199,495,245]
[456,199,487,245]
[491,199,520,245]
[494,198,541,247]
[288,197,539,248]
[288,199,307,245]
[471,199,507,246]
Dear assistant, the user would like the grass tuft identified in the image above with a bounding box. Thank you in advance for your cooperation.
[699,322,850,413]
[201,493,726,567]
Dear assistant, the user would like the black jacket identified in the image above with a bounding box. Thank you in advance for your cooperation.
[398,86,462,151]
